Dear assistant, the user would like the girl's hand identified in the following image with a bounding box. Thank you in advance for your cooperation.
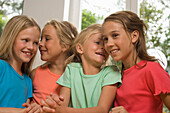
[109,106,128,113]
[25,103,42,113]
[41,96,56,113]
[22,103,30,108]
[50,93,64,105]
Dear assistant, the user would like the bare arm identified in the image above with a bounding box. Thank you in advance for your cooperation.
[43,84,117,113]
[41,86,71,111]
[160,93,170,110]
[0,108,26,113]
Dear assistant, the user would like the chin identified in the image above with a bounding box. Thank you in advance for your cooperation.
[23,59,31,63]
[112,57,120,62]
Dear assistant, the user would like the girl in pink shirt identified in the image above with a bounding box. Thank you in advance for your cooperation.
[24,20,78,112]
[102,11,170,113]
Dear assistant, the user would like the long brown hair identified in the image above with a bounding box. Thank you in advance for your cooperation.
[103,11,157,71]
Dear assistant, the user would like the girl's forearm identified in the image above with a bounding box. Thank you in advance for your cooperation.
[0,107,25,113]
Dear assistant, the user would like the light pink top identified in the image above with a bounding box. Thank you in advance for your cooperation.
[32,66,61,104]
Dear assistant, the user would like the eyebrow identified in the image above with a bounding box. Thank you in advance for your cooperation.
[42,34,51,37]
[102,30,119,37]
[111,30,119,33]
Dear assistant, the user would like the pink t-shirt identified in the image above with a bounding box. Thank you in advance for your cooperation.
[32,65,61,104]
[114,60,170,113]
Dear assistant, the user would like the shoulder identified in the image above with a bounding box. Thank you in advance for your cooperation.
[102,65,120,73]
[0,59,9,71]
[145,61,164,71]
[29,67,38,81]
[67,63,82,69]
[143,61,169,78]
[0,59,8,66]
[40,62,49,68]
[63,63,82,75]
[101,65,121,78]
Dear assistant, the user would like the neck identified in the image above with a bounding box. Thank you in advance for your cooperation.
[48,59,66,75]
[81,62,101,75]
[122,48,141,69]
[9,60,23,76]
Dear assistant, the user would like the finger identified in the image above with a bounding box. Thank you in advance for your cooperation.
[34,108,42,113]
[41,99,49,107]
[42,106,55,113]
[45,98,57,108]
[27,104,39,113]
[50,93,62,105]
[59,96,64,101]
[111,106,128,113]
[22,103,30,108]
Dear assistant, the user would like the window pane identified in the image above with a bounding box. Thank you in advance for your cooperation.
[81,0,126,29]
[139,0,170,72]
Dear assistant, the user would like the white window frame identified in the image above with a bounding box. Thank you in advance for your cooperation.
[126,0,139,15]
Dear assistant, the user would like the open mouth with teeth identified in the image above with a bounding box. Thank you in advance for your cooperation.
[23,51,32,56]
[96,52,106,58]
[110,49,119,54]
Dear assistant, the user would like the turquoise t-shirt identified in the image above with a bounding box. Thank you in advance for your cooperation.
[0,59,33,108]
[57,63,122,108]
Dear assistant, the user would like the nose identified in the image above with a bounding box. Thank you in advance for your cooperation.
[26,42,33,50]
[105,37,114,47]
[39,40,44,48]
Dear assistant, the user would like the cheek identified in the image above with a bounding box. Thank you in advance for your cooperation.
[104,44,109,53]
[33,46,38,53]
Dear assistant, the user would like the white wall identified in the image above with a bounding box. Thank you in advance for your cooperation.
[23,0,82,69]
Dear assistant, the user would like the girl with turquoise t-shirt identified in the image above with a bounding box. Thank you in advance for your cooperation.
[0,15,41,112]
[41,24,122,113]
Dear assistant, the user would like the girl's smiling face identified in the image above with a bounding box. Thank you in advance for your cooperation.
[39,25,64,61]
[102,21,135,63]
[13,26,40,64]
[78,32,108,68]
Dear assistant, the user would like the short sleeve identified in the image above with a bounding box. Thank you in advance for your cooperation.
[102,65,122,87]
[145,63,170,96]
[57,65,71,88]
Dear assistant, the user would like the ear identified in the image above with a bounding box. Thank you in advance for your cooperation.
[131,30,139,43]
[61,44,70,52]
[76,43,83,54]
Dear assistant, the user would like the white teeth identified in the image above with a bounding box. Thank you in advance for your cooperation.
[111,50,118,54]
[25,52,31,55]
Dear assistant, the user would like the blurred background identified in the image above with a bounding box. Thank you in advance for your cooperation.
[0,0,169,112]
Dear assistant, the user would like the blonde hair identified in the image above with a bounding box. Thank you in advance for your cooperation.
[44,20,78,58]
[66,24,103,64]
[0,15,41,75]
